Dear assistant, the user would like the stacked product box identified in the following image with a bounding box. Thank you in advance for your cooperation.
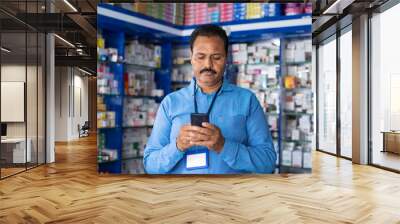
[124,70,156,96]
[246,3,262,20]
[195,3,208,25]
[233,3,247,21]
[284,91,313,113]
[281,142,312,168]
[172,46,191,65]
[236,65,278,90]
[122,158,145,174]
[131,3,184,25]
[304,2,312,14]
[97,63,119,95]
[219,3,233,22]
[231,43,248,64]
[123,98,159,127]
[285,64,312,88]
[262,3,282,17]
[184,3,196,25]
[284,39,312,63]
[172,66,192,83]
[98,47,119,63]
[122,128,149,158]
[174,3,184,25]
[125,40,161,68]
[98,133,119,163]
[231,40,279,65]
[284,3,304,16]
[207,3,220,23]
[97,111,116,128]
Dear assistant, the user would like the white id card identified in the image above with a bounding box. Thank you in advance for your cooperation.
[185,150,208,170]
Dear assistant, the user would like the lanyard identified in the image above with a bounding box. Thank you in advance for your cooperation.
[193,79,223,114]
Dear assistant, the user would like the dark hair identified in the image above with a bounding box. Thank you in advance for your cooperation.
[190,24,228,55]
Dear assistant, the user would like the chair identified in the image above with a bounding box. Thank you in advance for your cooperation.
[78,121,90,138]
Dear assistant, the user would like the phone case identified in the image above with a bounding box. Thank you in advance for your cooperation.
[191,113,209,127]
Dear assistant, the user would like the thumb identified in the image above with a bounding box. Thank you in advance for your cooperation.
[201,122,214,129]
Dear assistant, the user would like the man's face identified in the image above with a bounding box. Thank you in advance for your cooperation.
[191,35,227,88]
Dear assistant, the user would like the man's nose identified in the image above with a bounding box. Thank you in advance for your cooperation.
[204,56,213,69]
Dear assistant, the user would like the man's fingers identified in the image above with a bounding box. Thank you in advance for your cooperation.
[191,140,214,149]
[201,122,217,130]
[185,125,213,136]
[188,132,210,141]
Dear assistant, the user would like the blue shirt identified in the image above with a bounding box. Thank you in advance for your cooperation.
[143,78,276,174]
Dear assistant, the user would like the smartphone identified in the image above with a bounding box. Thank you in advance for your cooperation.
[190,113,209,127]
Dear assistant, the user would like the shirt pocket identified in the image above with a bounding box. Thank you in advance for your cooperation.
[216,114,247,143]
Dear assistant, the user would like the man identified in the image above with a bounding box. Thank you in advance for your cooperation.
[143,24,276,174]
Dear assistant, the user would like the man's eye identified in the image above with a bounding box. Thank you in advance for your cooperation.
[196,55,205,60]
[212,56,222,60]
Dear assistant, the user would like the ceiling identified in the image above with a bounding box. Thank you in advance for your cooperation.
[312,0,391,43]
[0,0,99,73]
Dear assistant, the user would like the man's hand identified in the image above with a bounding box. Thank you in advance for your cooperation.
[192,122,225,153]
[176,123,225,153]
[176,124,211,151]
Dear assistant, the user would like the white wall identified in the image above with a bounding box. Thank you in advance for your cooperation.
[1,64,46,164]
[54,67,89,141]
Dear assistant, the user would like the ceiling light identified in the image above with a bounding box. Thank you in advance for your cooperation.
[54,34,75,48]
[78,67,94,76]
[322,0,355,15]
[1,47,11,53]
[63,0,78,12]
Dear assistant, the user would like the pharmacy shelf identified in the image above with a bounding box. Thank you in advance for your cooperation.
[284,87,312,92]
[97,93,120,96]
[282,111,313,116]
[98,159,119,164]
[98,3,311,43]
[124,95,161,99]
[279,166,311,174]
[282,139,312,144]
[98,126,120,130]
[125,62,158,70]
[173,63,191,66]
[284,61,311,66]
[268,112,280,116]
[171,81,190,85]
[121,156,143,160]
[233,62,280,66]
[99,60,160,70]
[122,125,153,129]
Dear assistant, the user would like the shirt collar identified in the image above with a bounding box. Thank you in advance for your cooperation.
[189,77,234,96]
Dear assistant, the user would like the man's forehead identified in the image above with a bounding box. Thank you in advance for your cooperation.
[192,41,224,52]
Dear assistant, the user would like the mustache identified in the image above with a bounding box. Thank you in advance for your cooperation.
[200,68,217,75]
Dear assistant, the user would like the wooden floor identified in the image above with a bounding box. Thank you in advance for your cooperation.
[0,135,400,223]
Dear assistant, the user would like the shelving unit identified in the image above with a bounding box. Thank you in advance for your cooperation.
[97,3,312,174]
[279,37,313,173]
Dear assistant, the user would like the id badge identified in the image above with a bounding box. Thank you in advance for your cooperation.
[185,149,209,170]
